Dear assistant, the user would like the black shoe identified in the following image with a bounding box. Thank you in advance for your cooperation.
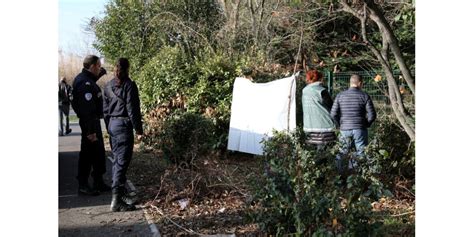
[111,194,136,212]
[78,185,100,196]
[122,192,138,205]
[65,129,72,135]
[93,182,112,192]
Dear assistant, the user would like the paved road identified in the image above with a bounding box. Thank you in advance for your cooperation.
[59,122,151,237]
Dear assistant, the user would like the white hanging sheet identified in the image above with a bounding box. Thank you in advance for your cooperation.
[227,76,296,155]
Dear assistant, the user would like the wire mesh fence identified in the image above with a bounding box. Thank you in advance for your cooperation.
[327,71,414,115]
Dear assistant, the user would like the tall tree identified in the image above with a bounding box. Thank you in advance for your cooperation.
[337,0,415,140]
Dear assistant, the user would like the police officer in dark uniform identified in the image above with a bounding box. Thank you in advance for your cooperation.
[103,58,143,212]
[71,55,111,196]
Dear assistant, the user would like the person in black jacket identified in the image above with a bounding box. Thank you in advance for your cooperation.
[58,77,72,136]
[103,58,143,212]
[71,55,110,196]
[330,74,376,173]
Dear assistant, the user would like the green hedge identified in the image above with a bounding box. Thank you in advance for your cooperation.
[253,129,392,236]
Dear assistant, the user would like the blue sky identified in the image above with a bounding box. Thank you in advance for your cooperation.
[58,0,109,55]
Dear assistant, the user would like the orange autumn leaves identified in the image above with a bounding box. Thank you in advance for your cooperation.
[374,74,382,82]
[374,74,406,94]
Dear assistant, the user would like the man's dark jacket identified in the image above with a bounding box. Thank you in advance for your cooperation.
[71,69,104,136]
[330,87,376,130]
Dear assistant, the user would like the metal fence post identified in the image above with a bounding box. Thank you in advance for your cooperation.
[327,70,333,96]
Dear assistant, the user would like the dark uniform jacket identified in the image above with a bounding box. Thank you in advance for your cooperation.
[103,78,143,135]
[330,87,376,130]
[71,69,104,136]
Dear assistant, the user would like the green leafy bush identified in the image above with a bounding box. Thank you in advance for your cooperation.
[92,0,165,68]
[186,50,258,150]
[158,111,215,166]
[368,115,415,182]
[253,129,390,236]
[137,45,263,151]
[361,115,416,202]
[135,46,192,113]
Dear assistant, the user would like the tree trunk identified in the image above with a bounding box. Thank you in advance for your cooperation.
[340,0,415,141]
[217,0,242,53]
[232,0,242,46]
[384,63,416,140]
[372,36,416,140]
[364,0,415,96]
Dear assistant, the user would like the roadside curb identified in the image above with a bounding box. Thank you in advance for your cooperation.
[107,156,161,237]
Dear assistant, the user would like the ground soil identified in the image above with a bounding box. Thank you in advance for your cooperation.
[127,150,264,236]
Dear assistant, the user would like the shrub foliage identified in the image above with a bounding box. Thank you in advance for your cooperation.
[254,129,393,236]
[158,111,215,167]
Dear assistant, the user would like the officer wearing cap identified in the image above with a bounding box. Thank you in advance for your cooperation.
[71,55,110,195]
[103,58,143,212]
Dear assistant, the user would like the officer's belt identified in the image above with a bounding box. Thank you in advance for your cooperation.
[111,116,129,120]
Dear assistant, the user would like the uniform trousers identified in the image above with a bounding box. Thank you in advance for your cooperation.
[78,118,106,185]
[109,118,134,194]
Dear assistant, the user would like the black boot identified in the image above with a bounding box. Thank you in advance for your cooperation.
[121,191,138,205]
[110,193,136,212]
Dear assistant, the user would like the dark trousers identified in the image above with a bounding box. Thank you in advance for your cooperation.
[58,104,70,135]
[78,119,106,186]
[109,118,134,194]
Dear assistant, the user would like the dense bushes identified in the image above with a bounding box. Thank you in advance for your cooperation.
[134,46,190,112]
[374,115,415,179]
[366,114,415,197]
[253,114,415,235]
[253,129,392,236]
[135,45,263,153]
[158,111,215,166]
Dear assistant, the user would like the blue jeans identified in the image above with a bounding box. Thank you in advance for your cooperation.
[335,129,368,172]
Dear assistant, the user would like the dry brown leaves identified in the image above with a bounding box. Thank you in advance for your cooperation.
[128,151,263,236]
[372,197,415,222]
